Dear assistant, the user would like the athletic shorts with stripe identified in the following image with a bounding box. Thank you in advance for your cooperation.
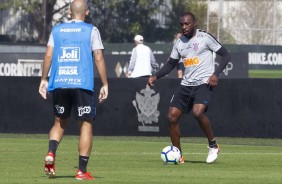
[169,84,213,113]
[52,88,95,121]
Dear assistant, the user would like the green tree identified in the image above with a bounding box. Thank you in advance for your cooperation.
[0,0,235,44]
[0,0,70,43]
[87,0,165,43]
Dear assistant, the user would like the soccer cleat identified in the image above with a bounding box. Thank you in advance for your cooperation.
[179,155,185,164]
[206,144,220,163]
[75,170,95,180]
[44,152,55,178]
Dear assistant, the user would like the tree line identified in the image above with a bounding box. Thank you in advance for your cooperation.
[0,0,219,44]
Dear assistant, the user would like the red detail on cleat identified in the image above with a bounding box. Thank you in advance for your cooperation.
[44,152,55,178]
[75,170,95,180]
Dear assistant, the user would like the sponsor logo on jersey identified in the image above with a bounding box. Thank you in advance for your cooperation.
[58,47,80,62]
[193,43,199,51]
[60,28,82,32]
[58,66,78,75]
[183,56,200,67]
[55,105,64,114]
[54,78,82,85]
[62,39,83,45]
[78,106,91,116]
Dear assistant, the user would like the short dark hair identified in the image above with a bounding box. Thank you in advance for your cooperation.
[180,12,196,21]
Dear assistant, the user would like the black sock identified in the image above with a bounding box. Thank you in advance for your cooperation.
[79,155,89,173]
[48,140,59,155]
[208,139,217,148]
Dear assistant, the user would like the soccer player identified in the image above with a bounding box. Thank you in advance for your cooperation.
[39,0,108,180]
[148,12,231,164]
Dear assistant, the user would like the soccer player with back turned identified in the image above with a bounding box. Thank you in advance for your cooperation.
[39,0,108,180]
[148,12,231,163]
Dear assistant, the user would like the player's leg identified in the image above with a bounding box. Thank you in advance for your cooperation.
[192,104,219,163]
[45,117,68,176]
[167,106,185,164]
[192,104,214,141]
[45,89,71,178]
[167,106,183,151]
[192,85,219,163]
[168,85,193,163]
[74,89,95,180]
[78,122,93,156]
[76,121,93,175]
[48,117,68,151]
[78,120,93,168]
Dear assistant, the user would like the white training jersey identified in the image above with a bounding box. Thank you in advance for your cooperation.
[128,44,158,78]
[47,19,104,51]
[170,29,222,86]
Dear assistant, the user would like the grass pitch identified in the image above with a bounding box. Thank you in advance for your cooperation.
[249,69,282,78]
[0,134,282,184]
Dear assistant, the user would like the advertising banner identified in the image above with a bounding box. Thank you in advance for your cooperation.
[1,44,282,78]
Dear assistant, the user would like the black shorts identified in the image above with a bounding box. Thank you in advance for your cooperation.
[52,88,95,121]
[169,84,213,113]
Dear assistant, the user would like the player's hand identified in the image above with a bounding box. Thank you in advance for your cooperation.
[147,76,157,87]
[39,79,48,99]
[207,74,218,87]
[99,84,108,103]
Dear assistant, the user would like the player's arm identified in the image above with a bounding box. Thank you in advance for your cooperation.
[94,49,108,103]
[208,46,231,86]
[91,27,108,102]
[214,46,231,76]
[39,46,53,99]
[127,48,137,77]
[148,57,179,86]
[41,46,53,80]
[150,49,159,74]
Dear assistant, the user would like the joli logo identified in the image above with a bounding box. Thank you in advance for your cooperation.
[58,47,80,62]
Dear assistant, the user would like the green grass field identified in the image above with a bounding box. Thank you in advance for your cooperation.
[249,69,282,78]
[1,134,282,184]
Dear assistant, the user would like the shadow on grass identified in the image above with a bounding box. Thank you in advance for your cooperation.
[185,160,206,164]
[40,175,74,179]
[41,175,104,179]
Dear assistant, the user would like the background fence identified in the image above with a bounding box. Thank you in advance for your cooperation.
[1,77,281,138]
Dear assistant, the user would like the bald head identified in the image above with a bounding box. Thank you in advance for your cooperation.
[70,0,89,20]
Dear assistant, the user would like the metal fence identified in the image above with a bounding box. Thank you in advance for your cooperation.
[0,0,281,45]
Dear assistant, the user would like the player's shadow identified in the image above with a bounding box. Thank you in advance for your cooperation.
[185,160,206,164]
[50,175,75,179]
[41,175,103,179]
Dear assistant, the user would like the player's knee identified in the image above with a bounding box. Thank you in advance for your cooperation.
[192,110,204,120]
[54,117,68,128]
[167,113,178,124]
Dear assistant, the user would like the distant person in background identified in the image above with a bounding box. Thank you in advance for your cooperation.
[174,33,185,78]
[38,0,108,180]
[148,12,231,164]
[126,35,159,78]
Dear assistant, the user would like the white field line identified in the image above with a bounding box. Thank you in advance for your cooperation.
[91,152,282,155]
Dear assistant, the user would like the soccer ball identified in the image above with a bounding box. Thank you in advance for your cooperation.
[161,146,181,164]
